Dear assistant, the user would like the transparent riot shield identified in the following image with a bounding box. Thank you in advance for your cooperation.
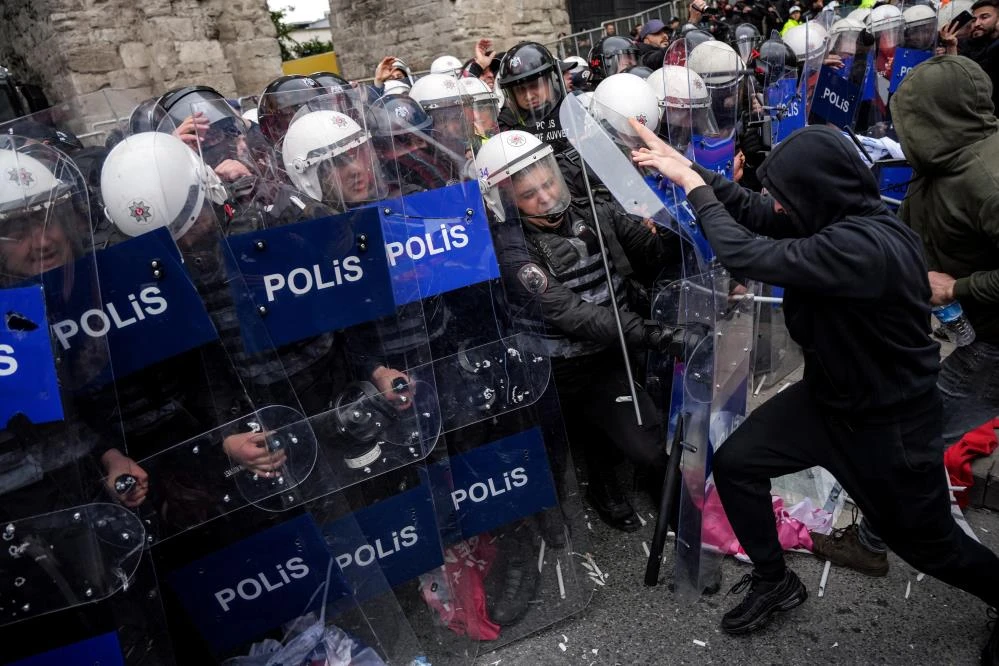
[809,16,873,129]
[656,270,757,598]
[762,34,805,144]
[561,75,712,274]
[0,128,185,664]
[192,90,593,660]
[862,4,906,135]
[372,91,594,659]
[94,113,427,664]
[751,283,804,390]
[892,4,937,94]
[685,40,742,180]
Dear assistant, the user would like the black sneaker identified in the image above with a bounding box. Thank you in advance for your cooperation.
[721,569,808,635]
[983,608,999,665]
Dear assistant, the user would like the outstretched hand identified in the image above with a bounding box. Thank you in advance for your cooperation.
[627,118,705,192]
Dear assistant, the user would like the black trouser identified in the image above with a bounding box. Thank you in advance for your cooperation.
[554,350,667,477]
[713,381,999,607]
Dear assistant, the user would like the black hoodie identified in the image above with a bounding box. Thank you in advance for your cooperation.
[685,125,940,412]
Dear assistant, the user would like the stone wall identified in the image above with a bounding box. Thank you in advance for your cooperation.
[329,0,571,81]
[0,0,282,108]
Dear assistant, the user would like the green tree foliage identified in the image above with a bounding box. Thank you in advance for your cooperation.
[270,6,335,62]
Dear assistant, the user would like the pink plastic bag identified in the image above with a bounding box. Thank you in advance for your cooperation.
[702,488,821,560]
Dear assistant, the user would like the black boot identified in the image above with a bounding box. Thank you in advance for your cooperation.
[721,568,807,634]
[586,465,640,532]
[486,522,541,626]
[538,506,568,548]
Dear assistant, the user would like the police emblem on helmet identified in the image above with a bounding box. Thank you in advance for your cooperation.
[129,201,152,223]
[333,115,348,127]
[443,78,456,89]
[636,113,648,125]
[395,106,410,119]
[506,133,527,147]
[510,56,522,69]
[6,167,34,187]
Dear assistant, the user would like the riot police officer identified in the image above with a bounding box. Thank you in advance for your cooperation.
[496,42,574,151]
[476,130,691,530]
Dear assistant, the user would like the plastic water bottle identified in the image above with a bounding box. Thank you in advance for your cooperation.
[932,301,976,346]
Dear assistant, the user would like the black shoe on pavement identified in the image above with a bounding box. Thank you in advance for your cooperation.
[538,507,568,548]
[721,569,807,635]
[585,486,640,532]
[983,608,999,665]
[810,524,889,577]
[585,465,640,532]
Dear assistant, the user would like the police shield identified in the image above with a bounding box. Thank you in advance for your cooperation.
[245,90,590,659]
[861,3,906,133]
[654,270,757,598]
[0,125,181,664]
[559,87,711,273]
[95,105,426,663]
[809,15,872,129]
[374,90,596,658]
[894,4,937,92]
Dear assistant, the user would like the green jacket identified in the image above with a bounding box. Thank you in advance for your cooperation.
[891,55,999,343]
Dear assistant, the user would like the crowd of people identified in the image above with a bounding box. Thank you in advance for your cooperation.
[1,0,999,662]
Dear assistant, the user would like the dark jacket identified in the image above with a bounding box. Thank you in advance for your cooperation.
[499,199,679,359]
[635,42,667,70]
[686,125,939,412]
[891,56,999,343]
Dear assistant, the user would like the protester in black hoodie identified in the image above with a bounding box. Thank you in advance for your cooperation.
[631,121,999,660]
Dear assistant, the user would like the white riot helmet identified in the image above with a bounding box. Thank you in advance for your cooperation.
[868,4,904,34]
[281,109,383,207]
[383,79,412,96]
[828,17,865,55]
[410,73,469,109]
[563,55,589,73]
[0,148,74,220]
[101,132,225,240]
[687,40,746,87]
[473,130,570,223]
[846,7,871,23]
[458,76,499,106]
[903,4,937,27]
[645,65,717,146]
[903,4,938,49]
[590,73,662,145]
[783,23,829,69]
[830,16,866,37]
[460,76,501,139]
[0,140,88,279]
[646,65,712,109]
[430,55,464,77]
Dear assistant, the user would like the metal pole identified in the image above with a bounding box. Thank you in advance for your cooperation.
[576,131,644,426]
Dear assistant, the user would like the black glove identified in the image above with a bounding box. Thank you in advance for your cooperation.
[740,127,769,169]
[643,322,711,358]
